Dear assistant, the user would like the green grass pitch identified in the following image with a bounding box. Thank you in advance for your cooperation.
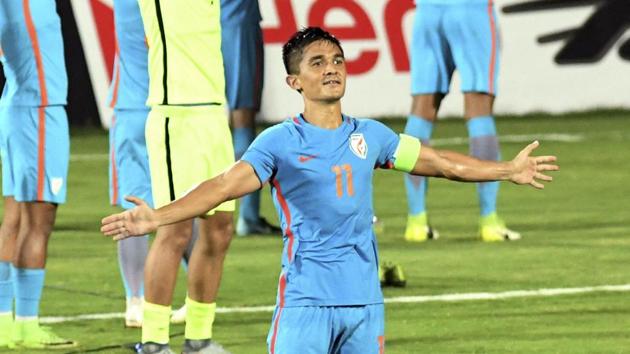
[2,110,630,353]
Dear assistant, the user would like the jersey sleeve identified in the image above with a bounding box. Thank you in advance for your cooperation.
[240,125,281,184]
[369,120,401,169]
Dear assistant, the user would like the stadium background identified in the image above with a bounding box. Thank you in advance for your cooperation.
[2,0,629,125]
[0,1,629,353]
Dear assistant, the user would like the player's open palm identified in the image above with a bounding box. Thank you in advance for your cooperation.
[101,196,159,241]
[509,141,559,189]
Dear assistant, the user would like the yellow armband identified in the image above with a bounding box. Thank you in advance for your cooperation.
[393,134,421,173]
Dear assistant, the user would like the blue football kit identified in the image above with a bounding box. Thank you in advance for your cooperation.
[242,114,402,353]
[411,0,500,95]
[107,0,153,210]
[0,0,69,204]
[221,0,263,111]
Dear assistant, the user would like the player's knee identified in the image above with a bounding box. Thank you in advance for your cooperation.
[0,218,20,241]
[411,94,441,120]
[463,92,494,118]
[154,229,193,254]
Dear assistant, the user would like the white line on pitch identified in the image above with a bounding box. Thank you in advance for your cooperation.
[67,133,584,162]
[39,283,630,324]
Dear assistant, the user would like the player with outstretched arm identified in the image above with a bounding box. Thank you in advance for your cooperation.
[101,27,558,354]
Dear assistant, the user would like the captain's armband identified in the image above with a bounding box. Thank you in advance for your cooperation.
[393,134,421,173]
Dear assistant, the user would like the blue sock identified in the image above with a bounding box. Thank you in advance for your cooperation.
[118,235,148,298]
[0,261,13,313]
[404,115,433,216]
[13,267,45,318]
[233,127,260,222]
[467,116,500,217]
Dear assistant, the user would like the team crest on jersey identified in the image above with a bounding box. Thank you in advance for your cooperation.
[51,178,64,196]
[349,133,368,159]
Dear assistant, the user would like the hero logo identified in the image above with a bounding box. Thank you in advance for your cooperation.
[503,0,630,64]
[262,0,415,75]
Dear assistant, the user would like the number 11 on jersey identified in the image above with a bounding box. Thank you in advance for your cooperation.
[332,164,354,198]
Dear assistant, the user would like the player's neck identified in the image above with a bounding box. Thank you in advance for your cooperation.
[302,100,343,129]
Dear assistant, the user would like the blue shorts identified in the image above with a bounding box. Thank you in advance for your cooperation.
[109,109,153,209]
[410,3,500,96]
[0,0,67,106]
[267,304,385,354]
[0,105,69,203]
[221,23,264,111]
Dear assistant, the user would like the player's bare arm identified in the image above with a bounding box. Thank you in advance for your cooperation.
[101,161,262,240]
[410,140,559,189]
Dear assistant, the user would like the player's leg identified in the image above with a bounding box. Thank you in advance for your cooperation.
[405,3,452,242]
[0,197,19,348]
[169,220,199,325]
[267,306,332,354]
[446,3,519,241]
[337,304,385,354]
[179,107,235,353]
[10,104,74,349]
[111,109,152,327]
[142,220,194,347]
[181,212,232,353]
[142,108,196,348]
[0,105,19,347]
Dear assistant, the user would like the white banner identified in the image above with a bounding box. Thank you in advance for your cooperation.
[258,0,630,121]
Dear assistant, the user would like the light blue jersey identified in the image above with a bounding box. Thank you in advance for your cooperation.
[0,0,69,203]
[221,0,261,27]
[107,0,152,209]
[107,0,149,109]
[0,0,67,106]
[242,114,400,307]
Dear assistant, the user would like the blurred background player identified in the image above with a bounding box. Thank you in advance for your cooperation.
[136,0,233,352]
[170,0,277,324]
[107,0,152,328]
[0,0,75,349]
[404,0,521,242]
[222,0,280,236]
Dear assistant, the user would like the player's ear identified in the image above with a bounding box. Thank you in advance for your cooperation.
[286,75,302,93]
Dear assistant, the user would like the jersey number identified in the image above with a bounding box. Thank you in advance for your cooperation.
[332,164,354,198]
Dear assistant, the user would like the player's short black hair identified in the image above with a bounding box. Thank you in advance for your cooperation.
[282,27,344,75]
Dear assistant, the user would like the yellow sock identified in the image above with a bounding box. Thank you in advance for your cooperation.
[142,301,171,344]
[184,297,216,340]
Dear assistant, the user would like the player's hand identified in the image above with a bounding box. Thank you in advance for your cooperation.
[100,196,159,241]
[509,141,559,189]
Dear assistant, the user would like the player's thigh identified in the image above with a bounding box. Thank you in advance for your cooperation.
[410,4,454,96]
[111,109,153,209]
[6,106,69,204]
[338,304,385,354]
[267,306,333,354]
[444,4,500,95]
[222,23,264,111]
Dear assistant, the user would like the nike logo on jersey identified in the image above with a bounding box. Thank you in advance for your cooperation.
[298,155,317,162]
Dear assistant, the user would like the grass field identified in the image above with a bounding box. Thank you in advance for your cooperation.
[2,110,630,353]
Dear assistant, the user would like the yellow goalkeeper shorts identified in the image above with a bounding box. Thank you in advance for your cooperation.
[145,104,235,214]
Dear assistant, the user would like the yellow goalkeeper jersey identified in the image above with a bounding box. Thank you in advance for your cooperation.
[138,0,225,106]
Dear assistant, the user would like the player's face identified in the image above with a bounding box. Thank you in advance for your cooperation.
[289,40,347,103]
